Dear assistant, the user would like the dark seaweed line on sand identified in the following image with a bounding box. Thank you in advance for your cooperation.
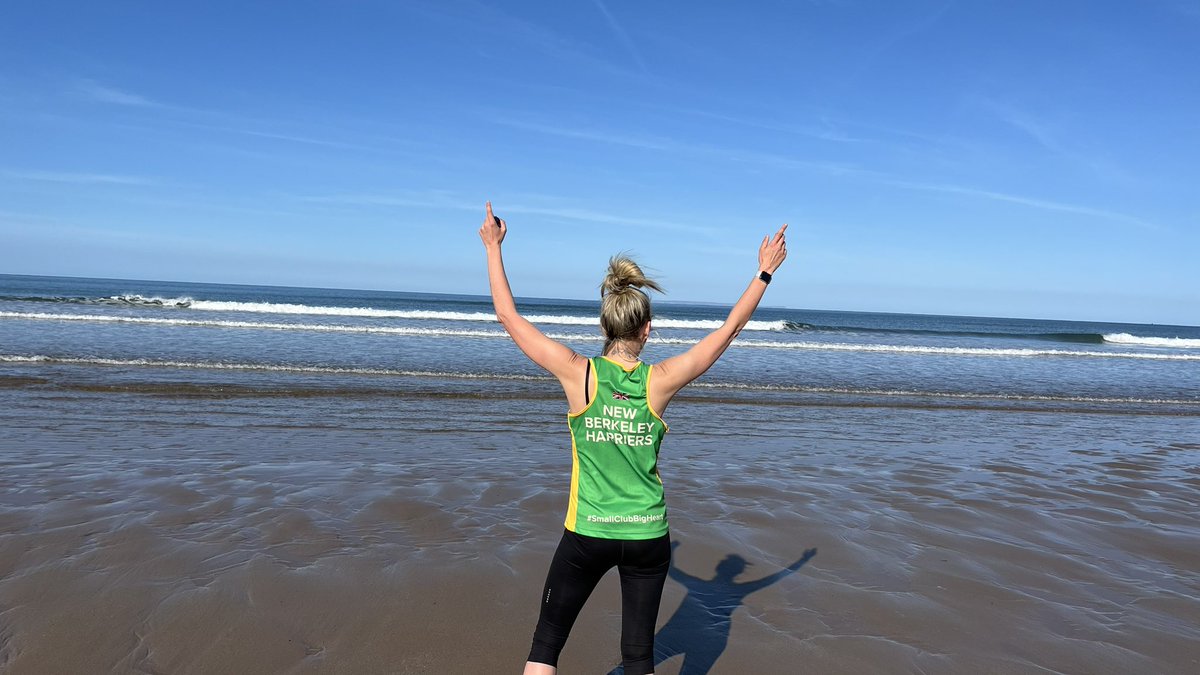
[2,373,1196,417]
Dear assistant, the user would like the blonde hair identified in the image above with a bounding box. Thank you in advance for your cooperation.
[599,255,663,356]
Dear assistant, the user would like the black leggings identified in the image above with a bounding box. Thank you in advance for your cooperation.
[528,529,671,674]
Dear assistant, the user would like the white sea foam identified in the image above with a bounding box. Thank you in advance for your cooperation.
[1103,333,1200,349]
[5,311,1199,361]
[112,296,789,331]
[712,338,1200,360]
[101,294,196,307]
[0,310,599,341]
[654,334,1200,360]
[0,354,553,381]
[189,299,495,319]
[690,381,1197,405]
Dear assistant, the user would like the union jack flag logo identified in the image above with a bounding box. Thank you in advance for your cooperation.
[611,391,630,401]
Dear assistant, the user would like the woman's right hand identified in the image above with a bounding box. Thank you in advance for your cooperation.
[758,223,788,274]
[478,201,507,248]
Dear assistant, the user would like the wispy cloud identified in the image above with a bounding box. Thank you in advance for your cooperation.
[401,0,641,80]
[0,217,159,243]
[495,115,1153,230]
[299,191,719,236]
[503,203,716,236]
[494,117,676,151]
[979,99,1064,154]
[0,209,57,222]
[491,117,860,175]
[170,120,376,152]
[3,169,156,186]
[887,179,1160,230]
[73,79,159,107]
[64,80,396,155]
[1157,0,1200,19]
[300,192,469,211]
[591,0,648,74]
[975,97,1135,185]
[836,1,956,93]
[674,107,870,144]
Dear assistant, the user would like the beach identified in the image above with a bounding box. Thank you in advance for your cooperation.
[6,0,1199,669]
[2,374,1198,673]
[1,275,1199,673]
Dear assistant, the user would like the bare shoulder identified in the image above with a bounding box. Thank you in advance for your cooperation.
[648,357,672,386]
[559,350,589,378]
[648,354,687,388]
[647,357,685,410]
[559,351,594,413]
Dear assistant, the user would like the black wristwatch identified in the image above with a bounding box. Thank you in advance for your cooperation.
[757,270,773,285]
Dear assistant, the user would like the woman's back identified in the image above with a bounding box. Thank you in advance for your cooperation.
[565,357,669,540]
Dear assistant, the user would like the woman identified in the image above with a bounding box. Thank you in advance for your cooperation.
[479,202,787,675]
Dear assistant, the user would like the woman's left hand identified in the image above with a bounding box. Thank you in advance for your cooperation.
[479,201,507,248]
[758,223,788,274]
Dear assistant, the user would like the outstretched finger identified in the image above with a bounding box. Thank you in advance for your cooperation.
[773,223,788,243]
[485,201,494,221]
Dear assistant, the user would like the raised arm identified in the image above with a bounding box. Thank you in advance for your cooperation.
[480,202,588,409]
[738,547,817,594]
[649,224,787,413]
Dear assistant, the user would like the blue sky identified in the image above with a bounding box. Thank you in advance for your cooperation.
[1,1,1197,324]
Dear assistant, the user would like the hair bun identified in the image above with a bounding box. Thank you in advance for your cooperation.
[601,255,663,297]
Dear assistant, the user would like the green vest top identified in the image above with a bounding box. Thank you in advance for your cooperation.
[565,357,670,539]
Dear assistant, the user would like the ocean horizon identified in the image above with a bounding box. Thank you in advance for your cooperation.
[1,273,1197,415]
[4,271,1195,326]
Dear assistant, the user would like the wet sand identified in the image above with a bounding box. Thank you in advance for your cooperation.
[1,382,1199,673]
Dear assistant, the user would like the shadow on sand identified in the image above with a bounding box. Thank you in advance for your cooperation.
[610,543,818,675]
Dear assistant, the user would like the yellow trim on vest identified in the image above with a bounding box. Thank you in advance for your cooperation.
[645,364,670,434]
[567,359,598,418]
[599,355,641,372]
[565,415,580,531]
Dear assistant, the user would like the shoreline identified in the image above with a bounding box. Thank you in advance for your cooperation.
[3,368,1198,418]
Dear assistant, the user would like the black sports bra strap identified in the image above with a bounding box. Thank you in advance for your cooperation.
[584,359,590,404]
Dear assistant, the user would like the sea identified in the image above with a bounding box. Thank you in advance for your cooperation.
[2,273,1200,672]
[1,273,1197,413]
